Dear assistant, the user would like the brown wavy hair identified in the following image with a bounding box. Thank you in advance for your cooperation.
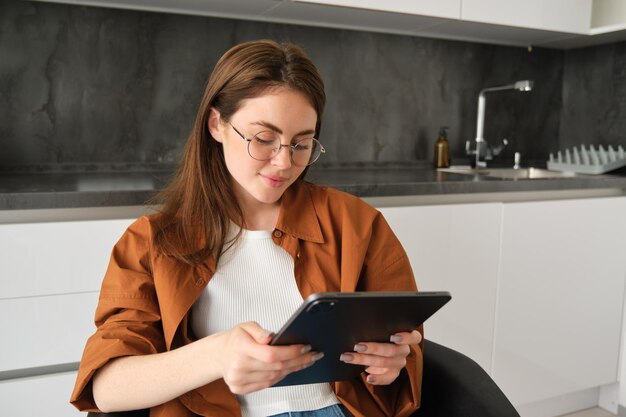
[150,40,326,265]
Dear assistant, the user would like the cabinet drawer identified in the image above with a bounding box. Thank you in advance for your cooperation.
[1,292,99,372]
[0,218,134,299]
[0,371,82,416]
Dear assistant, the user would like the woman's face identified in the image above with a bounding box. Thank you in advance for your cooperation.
[209,88,318,211]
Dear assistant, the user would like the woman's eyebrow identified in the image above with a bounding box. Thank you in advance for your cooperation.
[250,121,315,137]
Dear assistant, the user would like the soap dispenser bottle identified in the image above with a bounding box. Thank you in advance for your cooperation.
[434,126,450,168]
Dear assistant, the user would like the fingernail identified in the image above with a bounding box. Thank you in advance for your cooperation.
[367,375,377,384]
[340,353,354,362]
[301,345,312,354]
[390,335,403,343]
[262,331,275,339]
[354,344,367,353]
[312,352,325,361]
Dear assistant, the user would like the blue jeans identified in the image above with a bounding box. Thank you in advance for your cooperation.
[268,403,352,417]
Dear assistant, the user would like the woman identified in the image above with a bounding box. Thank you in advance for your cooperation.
[71,39,423,417]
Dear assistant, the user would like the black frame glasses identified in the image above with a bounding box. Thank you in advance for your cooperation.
[229,123,325,167]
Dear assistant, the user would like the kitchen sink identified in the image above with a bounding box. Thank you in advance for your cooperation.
[439,166,580,179]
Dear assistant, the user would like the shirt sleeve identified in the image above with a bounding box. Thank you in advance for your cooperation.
[70,216,166,412]
[335,211,424,417]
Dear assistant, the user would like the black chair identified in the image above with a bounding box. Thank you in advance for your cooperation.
[414,339,519,416]
[87,340,519,417]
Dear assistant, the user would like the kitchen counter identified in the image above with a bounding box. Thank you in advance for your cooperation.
[1,161,626,211]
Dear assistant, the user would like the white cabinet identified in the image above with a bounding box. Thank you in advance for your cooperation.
[0,371,83,416]
[30,0,608,48]
[380,202,502,373]
[31,0,282,20]
[592,0,626,32]
[0,217,135,416]
[0,292,99,371]
[283,0,626,48]
[0,219,132,299]
[462,0,592,34]
[272,0,593,46]
[492,197,626,407]
[379,195,626,412]
[32,0,626,48]
[259,0,458,37]
[296,0,593,34]
[292,0,461,19]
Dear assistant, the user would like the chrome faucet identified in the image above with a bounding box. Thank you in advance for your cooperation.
[466,80,533,168]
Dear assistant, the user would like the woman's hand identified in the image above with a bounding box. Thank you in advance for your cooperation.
[91,321,322,412]
[213,321,323,394]
[339,330,422,385]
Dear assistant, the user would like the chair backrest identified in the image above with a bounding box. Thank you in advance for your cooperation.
[413,339,519,417]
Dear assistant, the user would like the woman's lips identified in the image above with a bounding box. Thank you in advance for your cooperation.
[260,173,289,188]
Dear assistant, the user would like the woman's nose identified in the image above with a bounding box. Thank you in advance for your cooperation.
[271,144,293,168]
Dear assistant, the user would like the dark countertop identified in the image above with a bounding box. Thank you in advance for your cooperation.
[1,162,626,210]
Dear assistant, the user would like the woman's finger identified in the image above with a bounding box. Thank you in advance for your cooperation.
[389,330,422,345]
[249,343,314,364]
[365,369,400,385]
[237,321,274,344]
[234,358,321,394]
[364,366,388,375]
[224,352,321,392]
[234,324,312,365]
[230,344,323,378]
[351,342,410,358]
[340,351,406,369]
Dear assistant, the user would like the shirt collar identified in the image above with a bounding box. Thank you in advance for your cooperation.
[276,180,324,243]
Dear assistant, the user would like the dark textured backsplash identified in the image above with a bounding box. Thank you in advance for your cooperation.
[0,1,623,168]
[559,42,626,154]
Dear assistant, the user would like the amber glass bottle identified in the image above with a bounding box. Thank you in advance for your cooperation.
[434,126,450,168]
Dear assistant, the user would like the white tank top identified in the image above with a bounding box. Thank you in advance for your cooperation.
[191,228,339,417]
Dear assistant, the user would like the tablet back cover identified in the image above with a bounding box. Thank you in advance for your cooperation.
[270,291,451,387]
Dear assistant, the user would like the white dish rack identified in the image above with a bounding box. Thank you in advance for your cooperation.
[547,144,626,174]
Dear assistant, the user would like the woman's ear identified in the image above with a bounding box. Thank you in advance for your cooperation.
[207,107,224,143]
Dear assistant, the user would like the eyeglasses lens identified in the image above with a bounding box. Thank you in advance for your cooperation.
[248,132,322,166]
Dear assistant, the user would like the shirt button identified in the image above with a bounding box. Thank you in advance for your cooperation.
[273,230,283,238]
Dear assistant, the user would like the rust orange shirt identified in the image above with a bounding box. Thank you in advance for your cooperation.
[70,181,423,417]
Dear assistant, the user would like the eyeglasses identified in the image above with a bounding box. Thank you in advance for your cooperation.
[229,123,325,167]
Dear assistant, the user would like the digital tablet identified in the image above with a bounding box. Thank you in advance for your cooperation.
[269,291,451,387]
